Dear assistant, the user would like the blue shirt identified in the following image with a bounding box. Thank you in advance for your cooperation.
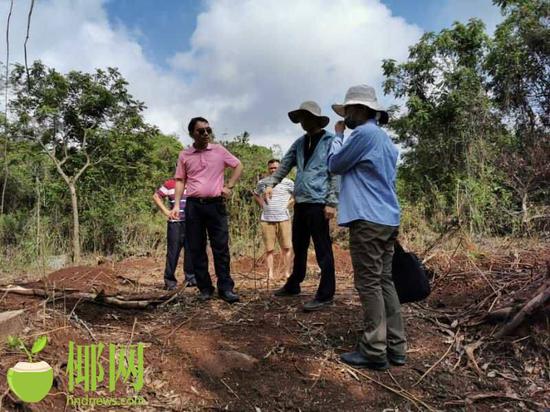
[327,119,400,227]
[261,131,338,206]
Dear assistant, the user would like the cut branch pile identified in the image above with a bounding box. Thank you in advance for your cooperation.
[483,262,549,338]
[424,240,550,339]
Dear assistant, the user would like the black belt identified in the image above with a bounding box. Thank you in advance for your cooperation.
[187,196,224,204]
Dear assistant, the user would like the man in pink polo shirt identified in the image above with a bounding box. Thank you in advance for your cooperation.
[169,117,243,303]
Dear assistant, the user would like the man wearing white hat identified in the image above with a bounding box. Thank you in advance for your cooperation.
[328,85,406,370]
[259,101,338,312]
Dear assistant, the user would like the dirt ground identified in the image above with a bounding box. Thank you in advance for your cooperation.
[0,240,548,411]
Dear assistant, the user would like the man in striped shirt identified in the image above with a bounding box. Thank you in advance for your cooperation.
[153,178,196,290]
[254,159,294,280]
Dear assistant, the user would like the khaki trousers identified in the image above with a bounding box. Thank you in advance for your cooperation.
[349,220,406,361]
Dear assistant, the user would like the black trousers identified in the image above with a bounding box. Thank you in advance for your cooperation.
[164,221,194,284]
[185,198,235,293]
[284,203,335,301]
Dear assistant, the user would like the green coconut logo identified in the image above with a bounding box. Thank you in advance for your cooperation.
[6,335,53,403]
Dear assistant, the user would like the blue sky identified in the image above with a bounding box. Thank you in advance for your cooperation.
[105,0,202,67]
[2,0,503,148]
[382,0,502,32]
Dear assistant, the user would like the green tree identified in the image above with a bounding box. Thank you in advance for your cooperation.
[77,129,182,255]
[487,0,550,228]
[383,19,507,232]
[9,61,151,262]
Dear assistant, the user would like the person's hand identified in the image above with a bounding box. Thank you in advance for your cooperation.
[169,207,180,220]
[324,206,336,220]
[263,187,273,203]
[335,120,346,135]
[222,186,232,199]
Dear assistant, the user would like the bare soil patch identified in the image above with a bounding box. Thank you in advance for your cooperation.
[0,239,548,411]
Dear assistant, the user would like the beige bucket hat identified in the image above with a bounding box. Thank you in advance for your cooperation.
[332,84,389,124]
[288,101,330,128]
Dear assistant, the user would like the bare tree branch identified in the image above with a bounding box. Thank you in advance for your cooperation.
[74,152,91,183]
[24,0,35,92]
[37,139,70,185]
[93,157,105,166]
[0,0,15,215]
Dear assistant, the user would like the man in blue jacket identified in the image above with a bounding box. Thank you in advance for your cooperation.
[328,85,406,370]
[260,101,338,312]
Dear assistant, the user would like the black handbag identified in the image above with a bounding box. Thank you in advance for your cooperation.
[391,241,431,303]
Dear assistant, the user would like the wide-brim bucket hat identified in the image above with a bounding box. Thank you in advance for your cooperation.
[288,101,330,128]
[332,84,389,124]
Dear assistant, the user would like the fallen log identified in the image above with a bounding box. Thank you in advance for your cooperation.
[114,291,174,301]
[485,306,517,323]
[0,285,178,309]
[0,285,80,296]
[494,283,550,338]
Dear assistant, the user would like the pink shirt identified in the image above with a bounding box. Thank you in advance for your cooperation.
[174,143,240,198]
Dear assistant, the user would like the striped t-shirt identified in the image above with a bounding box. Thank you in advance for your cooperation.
[255,177,294,222]
[157,178,187,222]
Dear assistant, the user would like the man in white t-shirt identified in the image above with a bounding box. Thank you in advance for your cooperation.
[254,159,294,280]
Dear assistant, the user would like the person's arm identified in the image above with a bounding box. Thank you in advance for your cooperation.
[253,180,266,208]
[323,172,339,219]
[328,120,346,167]
[262,140,299,201]
[222,161,243,198]
[226,161,243,188]
[287,195,295,209]
[327,128,372,175]
[253,193,265,208]
[153,193,171,218]
[326,172,339,207]
[169,152,187,220]
[169,178,186,220]
[220,146,243,198]
[286,179,295,209]
[262,140,298,189]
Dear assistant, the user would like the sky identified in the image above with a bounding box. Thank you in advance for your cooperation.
[1,0,503,149]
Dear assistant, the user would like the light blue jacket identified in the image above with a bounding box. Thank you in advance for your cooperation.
[328,119,400,227]
[261,131,338,206]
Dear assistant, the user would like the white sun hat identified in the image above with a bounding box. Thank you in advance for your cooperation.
[288,101,330,128]
[332,84,389,124]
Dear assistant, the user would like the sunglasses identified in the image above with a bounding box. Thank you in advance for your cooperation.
[196,127,212,136]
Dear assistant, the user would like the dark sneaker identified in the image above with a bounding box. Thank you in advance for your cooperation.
[340,351,389,371]
[164,281,177,291]
[198,289,214,301]
[185,274,197,288]
[273,286,300,297]
[219,290,240,304]
[388,352,407,366]
[303,298,333,312]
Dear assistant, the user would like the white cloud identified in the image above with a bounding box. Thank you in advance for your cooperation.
[1,0,422,149]
[170,0,422,147]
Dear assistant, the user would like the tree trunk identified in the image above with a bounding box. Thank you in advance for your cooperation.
[68,182,80,263]
[0,166,8,215]
[521,192,529,224]
[36,174,46,277]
